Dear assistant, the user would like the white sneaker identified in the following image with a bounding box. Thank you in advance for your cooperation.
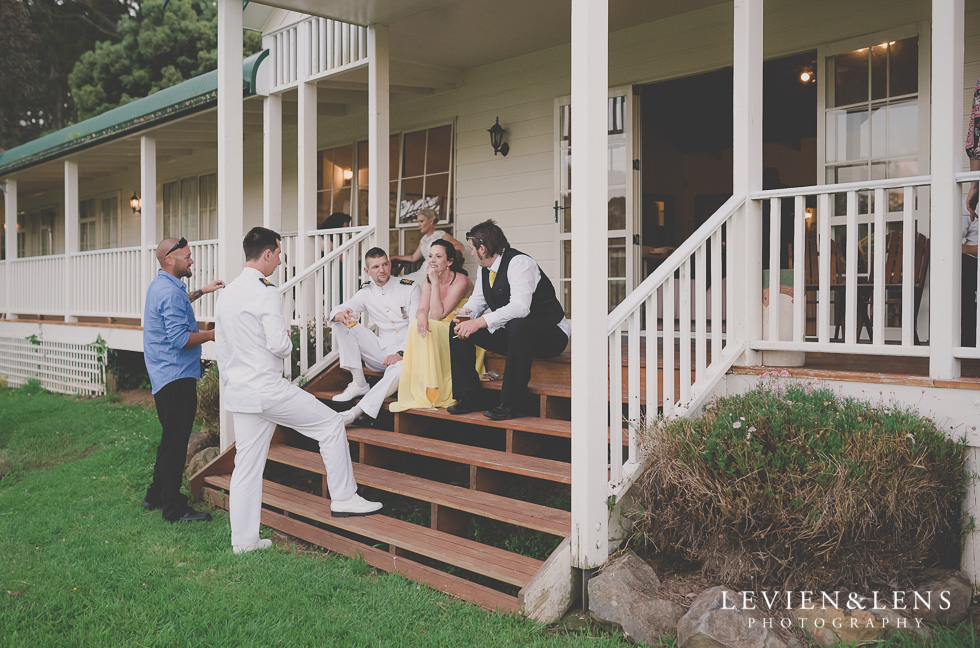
[332,382,370,402]
[340,409,360,426]
[330,493,383,518]
[233,538,273,555]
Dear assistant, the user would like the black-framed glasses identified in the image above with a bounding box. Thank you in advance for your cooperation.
[166,237,188,256]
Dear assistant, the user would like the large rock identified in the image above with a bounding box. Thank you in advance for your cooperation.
[185,429,218,467]
[588,551,685,644]
[910,569,974,626]
[185,446,219,479]
[677,586,794,648]
[790,594,930,646]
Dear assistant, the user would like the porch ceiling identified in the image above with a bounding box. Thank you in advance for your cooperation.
[255,0,726,70]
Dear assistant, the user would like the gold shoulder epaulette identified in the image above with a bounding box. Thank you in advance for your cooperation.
[260,278,275,287]
[400,278,415,285]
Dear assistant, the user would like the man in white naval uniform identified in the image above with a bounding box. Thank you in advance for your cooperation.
[329,247,421,426]
[216,227,381,555]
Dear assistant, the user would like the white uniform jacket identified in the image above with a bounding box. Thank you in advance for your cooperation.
[215,267,294,413]
[328,278,421,353]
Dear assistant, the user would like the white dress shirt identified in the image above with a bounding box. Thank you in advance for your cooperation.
[328,278,421,352]
[465,251,571,338]
[215,267,294,413]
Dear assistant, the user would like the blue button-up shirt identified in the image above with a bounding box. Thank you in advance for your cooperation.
[143,270,202,394]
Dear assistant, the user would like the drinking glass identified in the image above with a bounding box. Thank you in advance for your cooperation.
[424,385,440,410]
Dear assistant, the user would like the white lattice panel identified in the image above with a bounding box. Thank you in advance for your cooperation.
[0,336,105,395]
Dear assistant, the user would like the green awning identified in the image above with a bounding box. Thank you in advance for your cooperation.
[0,49,269,177]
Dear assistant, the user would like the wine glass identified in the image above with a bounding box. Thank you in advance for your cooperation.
[424,385,440,411]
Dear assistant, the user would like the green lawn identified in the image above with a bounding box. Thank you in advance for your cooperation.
[0,385,627,647]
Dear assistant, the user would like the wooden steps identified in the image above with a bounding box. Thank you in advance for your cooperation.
[201,475,536,610]
[347,426,571,484]
[266,443,570,536]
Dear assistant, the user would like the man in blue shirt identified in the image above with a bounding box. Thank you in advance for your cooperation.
[143,237,224,522]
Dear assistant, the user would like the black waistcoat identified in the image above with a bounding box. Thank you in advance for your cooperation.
[481,248,565,326]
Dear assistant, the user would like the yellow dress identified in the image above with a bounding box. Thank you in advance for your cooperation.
[389,299,486,412]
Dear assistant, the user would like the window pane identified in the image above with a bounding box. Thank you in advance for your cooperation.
[163,182,178,239]
[563,240,572,278]
[608,141,627,186]
[332,187,352,217]
[426,125,452,174]
[389,135,400,179]
[402,130,426,177]
[180,177,198,240]
[357,140,369,185]
[826,108,869,162]
[200,174,217,239]
[560,105,571,145]
[608,237,626,278]
[333,145,353,189]
[317,192,332,228]
[424,173,449,220]
[404,228,422,256]
[608,192,626,231]
[887,158,917,178]
[833,48,868,106]
[357,188,368,226]
[560,193,572,233]
[389,181,398,227]
[389,229,400,255]
[890,37,918,97]
[871,42,887,101]
[608,96,625,135]
[317,149,331,191]
[887,100,917,157]
[399,176,424,223]
[101,196,118,249]
[871,105,887,158]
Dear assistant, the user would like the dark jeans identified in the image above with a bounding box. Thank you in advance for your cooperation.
[450,316,568,408]
[964,254,978,347]
[146,377,197,520]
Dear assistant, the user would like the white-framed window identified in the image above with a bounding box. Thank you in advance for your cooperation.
[80,192,122,251]
[80,198,97,251]
[317,123,455,257]
[18,207,56,257]
[162,173,217,240]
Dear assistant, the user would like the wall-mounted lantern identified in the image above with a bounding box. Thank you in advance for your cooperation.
[130,192,142,214]
[488,117,509,157]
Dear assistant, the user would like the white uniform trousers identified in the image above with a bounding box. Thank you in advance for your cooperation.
[229,386,356,549]
[330,322,402,419]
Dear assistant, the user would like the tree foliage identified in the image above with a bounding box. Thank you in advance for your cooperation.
[69,0,261,121]
[0,0,136,150]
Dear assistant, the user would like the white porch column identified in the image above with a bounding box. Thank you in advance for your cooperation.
[732,0,764,366]
[217,0,244,450]
[929,0,964,379]
[64,160,79,323]
[296,19,317,271]
[140,135,158,323]
[368,24,390,250]
[263,93,283,232]
[3,178,17,319]
[569,0,609,570]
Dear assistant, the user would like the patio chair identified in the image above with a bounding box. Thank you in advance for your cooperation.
[857,231,930,344]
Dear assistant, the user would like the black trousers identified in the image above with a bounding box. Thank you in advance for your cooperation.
[146,377,197,520]
[450,317,568,408]
[964,254,978,347]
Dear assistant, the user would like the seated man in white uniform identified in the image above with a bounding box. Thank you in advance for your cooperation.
[215,227,381,555]
[330,247,421,426]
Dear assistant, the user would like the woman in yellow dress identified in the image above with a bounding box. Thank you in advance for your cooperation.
[390,239,485,411]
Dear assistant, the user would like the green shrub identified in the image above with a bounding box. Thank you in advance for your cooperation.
[289,320,332,379]
[197,361,220,428]
[629,374,968,591]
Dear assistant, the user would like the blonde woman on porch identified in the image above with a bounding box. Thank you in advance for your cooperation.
[389,208,464,283]
[390,239,485,412]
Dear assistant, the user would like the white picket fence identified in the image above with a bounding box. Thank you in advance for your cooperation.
[7,255,66,316]
[70,246,144,319]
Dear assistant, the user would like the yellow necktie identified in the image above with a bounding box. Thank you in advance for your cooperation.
[488,270,497,287]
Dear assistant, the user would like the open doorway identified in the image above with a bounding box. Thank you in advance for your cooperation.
[636,51,817,278]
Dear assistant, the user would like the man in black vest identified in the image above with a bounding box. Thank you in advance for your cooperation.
[448,219,570,420]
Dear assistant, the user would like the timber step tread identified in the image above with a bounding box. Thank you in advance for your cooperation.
[267,443,570,536]
[347,426,572,484]
[203,474,541,587]
[396,406,572,436]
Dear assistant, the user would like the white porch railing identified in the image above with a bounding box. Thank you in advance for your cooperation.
[186,239,220,322]
[278,226,373,382]
[267,16,368,93]
[751,176,932,357]
[8,255,66,316]
[606,194,748,497]
[70,246,143,319]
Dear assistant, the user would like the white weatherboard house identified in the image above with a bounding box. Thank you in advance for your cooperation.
[2,0,980,618]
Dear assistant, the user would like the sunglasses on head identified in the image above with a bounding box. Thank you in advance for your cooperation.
[166,237,188,256]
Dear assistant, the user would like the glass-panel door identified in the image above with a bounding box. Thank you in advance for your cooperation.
[556,87,635,317]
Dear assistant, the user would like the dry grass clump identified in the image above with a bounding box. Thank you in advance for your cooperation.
[629,375,968,591]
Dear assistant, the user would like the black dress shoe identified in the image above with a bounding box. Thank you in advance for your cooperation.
[170,509,212,523]
[483,404,522,421]
[142,499,160,511]
[447,398,479,415]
